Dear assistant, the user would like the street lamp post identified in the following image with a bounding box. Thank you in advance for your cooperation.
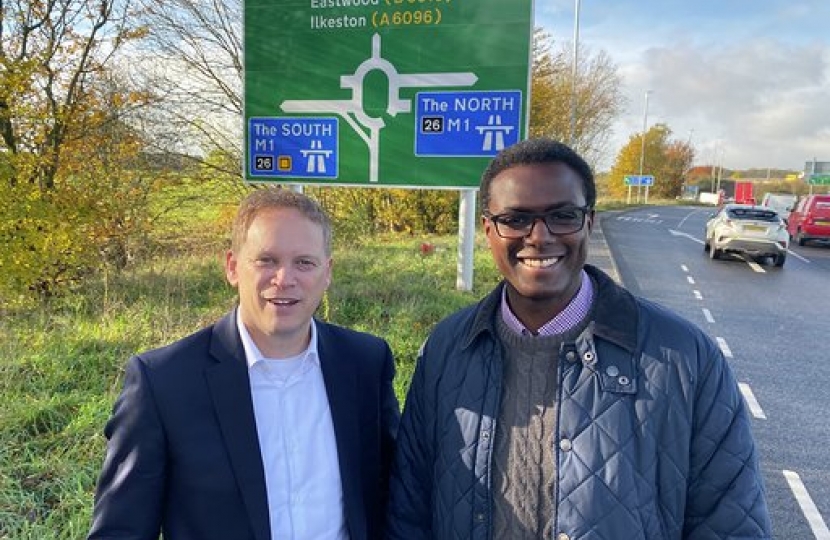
[712,139,724,197]
[569,0,581,147]
[638,90,652,203]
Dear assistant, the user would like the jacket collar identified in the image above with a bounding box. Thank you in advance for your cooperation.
[584,265,638,353]
[461,265,638,354]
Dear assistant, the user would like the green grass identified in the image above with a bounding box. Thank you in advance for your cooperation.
[0,196,502,537]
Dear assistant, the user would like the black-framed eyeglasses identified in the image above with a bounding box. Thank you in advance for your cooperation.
[483,206,591,238]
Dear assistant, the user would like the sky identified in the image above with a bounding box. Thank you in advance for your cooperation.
[536,0,830,172]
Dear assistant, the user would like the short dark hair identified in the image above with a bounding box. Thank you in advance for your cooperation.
[479,138,596,211]
[231,187,332,255]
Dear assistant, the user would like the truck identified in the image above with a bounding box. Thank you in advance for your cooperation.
[734,181,755,204]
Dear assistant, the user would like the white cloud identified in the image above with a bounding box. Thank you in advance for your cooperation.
[538,0,830,171]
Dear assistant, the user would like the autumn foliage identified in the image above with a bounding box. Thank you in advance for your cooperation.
[0,0,153,305]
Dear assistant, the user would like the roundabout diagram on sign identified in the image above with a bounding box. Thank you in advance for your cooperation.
[280,33,477,182]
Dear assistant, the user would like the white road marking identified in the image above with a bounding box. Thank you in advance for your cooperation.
[783,470,830,540]
[668,229,704,244]
[681,264,689,272]
[746,259,766,273]
[738,383,767,419]
[677,210,706,229]
[693,290,703,300]
[788,249,811,263]
[702,308,714,323]
[716,337,733,358]
[687,276,695,285]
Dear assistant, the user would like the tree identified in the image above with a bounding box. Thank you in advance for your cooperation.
[606,123,695,200]
[0,0,157,303]
[530,29,625,168]
[0,0,142,189]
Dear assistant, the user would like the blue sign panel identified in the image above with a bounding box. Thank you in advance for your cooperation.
[414,90,522,157]
[624,174,655,186]
[248,117,338,179]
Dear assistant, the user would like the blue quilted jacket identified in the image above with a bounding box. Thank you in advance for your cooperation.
[387,265,771,539]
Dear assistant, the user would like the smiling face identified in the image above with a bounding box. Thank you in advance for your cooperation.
[483,162,594,331]
[225,207,332,358]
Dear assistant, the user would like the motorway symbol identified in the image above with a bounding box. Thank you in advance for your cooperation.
[808,174,830,185]
[248,117,338,179]
[414,90,522,157]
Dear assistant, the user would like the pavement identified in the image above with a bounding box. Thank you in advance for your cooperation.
[587,213,622,284]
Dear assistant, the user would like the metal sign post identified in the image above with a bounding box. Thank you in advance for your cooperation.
[624,175,655,204]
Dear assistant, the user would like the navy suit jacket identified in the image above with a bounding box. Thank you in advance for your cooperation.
[88,312,400,540]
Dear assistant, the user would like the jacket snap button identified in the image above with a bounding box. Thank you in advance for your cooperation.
[481,431,490,440]
[558,533,571,540]
[559,438,572,452]
[583,351,595,363]
[475,513,485,522]
[618,375,630,386]
[605,365,619,377]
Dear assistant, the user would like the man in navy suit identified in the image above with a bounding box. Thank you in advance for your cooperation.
[88,188,400,540]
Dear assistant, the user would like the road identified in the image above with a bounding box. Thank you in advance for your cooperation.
[595,205,830,540]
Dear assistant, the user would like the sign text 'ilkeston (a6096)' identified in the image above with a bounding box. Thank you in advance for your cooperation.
[309,0,450,30]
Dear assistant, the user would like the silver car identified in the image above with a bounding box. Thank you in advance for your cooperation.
[704,204,789,266]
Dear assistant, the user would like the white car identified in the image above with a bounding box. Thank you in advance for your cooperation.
[704,204,789,267]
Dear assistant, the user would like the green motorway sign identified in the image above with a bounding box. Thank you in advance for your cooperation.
[808,174,830,185]
[244,0,532,188]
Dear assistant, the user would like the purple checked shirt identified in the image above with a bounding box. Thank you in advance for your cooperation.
[500,269,594,336]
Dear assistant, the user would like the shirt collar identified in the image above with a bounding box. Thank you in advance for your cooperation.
[500,269,594,336]
[235,308,320,368]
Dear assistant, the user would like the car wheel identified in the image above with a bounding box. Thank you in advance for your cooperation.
[797,229,806,246]
[774,253,786,267]
[704,239,710,252]
[709,244,721,260]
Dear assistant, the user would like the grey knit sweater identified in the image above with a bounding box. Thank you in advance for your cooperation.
[491,315,590,539]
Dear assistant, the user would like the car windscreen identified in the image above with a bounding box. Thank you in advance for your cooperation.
[727,208,780,222]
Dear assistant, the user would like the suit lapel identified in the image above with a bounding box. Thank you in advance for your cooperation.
[317,321,366,540]
[205,312,271,540]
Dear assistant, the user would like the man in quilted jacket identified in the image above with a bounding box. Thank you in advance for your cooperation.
[387,138,771,539]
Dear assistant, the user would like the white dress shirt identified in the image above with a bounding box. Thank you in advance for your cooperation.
[237,310,348,540]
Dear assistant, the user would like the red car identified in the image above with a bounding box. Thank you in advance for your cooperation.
[787,194,830,245]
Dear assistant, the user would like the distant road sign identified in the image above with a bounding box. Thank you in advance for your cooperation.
[248,117,338,179]
[809,174,830,185]
[415,90,522,157]
[624,175,655,186]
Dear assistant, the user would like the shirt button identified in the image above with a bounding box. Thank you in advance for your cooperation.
[559,438,573,452]
[565,351,578,363]
[475,513,485,522]
[481,431,491,440]
[605,365,620,377]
